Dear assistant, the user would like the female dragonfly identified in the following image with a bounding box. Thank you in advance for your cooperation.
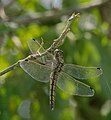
[19,39,102,110]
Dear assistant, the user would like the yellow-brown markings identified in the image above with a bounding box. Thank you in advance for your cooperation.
[50,78,57,110]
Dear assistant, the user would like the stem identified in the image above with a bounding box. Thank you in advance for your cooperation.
[37,12,80,56]
[0,61,20,76]
[50,13,80,49]
[0,12,80,76]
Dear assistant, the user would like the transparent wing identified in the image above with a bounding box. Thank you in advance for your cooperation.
[28,39,54,65]
[28,39,45,54]
[62,64,103,80]
[20,60,52,82]
[57,72,94,96]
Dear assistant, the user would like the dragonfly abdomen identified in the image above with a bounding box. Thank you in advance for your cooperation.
[50,72,57,110]
[49,49,64,110]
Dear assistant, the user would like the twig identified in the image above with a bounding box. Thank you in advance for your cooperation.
[0,12,79,76]
[0,62,19,76]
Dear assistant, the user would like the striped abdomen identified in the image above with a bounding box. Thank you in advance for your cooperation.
[49,49,64,110]
[50,71,58,110]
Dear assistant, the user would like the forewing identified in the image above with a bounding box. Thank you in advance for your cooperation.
[28,39,45,54]
[20,60,52,82]
[62,64,102,80]
[57,72,94,96]
[28,39,54,65]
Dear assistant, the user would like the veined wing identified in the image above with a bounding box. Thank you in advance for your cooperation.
[20,59,52,82]
[57,71,94,96]
[28,39,45,54]
[28,39,54,65]
[62,64,103,80]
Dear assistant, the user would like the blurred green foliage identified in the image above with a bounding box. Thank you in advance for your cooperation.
[0,0,111,120]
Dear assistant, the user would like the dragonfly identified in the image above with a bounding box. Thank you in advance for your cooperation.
[19,39,103,110]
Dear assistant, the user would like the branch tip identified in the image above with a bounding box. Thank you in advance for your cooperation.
[68,12,80,21]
